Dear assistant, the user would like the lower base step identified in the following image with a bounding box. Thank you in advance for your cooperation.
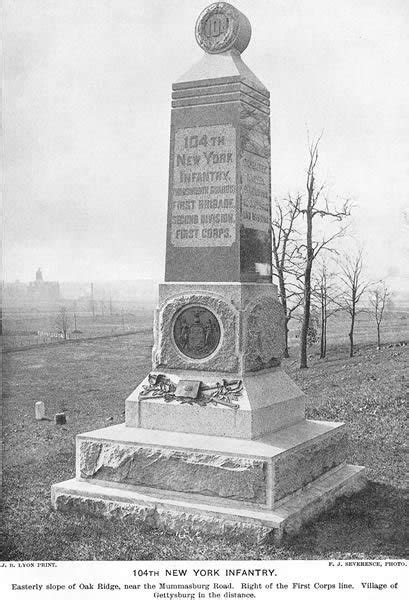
[51,464,365,543]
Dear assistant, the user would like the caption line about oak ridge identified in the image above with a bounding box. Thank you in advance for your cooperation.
[5,563,405,596]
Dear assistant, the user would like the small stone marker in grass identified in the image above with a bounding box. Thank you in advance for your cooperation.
[35,401,45,420]
[55,413,67,425]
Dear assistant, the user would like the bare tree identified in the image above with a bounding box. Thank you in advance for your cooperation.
[298,136,351,368]
[72,312,82,334]
[89,282,95,320]
[369,282,389,349]
[56,306,71,341]
[339,250,369,357]
[272,195,304,357]
[312,260,341,359]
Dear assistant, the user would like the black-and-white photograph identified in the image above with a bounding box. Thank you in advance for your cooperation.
[2,0,408,595]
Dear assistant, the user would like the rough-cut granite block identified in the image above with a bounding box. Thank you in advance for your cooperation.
[51,463,365,543]
[78,440,267,504]
[52,488,271,544]
[273,427,348,502]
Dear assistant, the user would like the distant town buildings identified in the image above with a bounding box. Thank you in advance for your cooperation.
[2,273,158,310]
[4,268,60,306]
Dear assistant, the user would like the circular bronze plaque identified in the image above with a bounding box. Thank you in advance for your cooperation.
[173,306,221,359]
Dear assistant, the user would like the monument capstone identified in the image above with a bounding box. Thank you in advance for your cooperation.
[52,2,365,541]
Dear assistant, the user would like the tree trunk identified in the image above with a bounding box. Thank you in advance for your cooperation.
[377,322,381,349]
[349,312,355,357]
[300,188,313,368]
[320,316,327,359]
[277,268,290,358]
[319,291,326,359]
[284,317,290,358]
[300,261,312,368]
[320,323,325,358]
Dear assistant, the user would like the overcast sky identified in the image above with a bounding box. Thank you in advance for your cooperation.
[3,0,409,294]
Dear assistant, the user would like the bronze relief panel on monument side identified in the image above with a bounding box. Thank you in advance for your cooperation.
[173,306,221,360]
[156,293,238,373]
[245,297,286,371]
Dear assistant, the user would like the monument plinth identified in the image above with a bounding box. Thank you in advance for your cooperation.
[52,3,365,542]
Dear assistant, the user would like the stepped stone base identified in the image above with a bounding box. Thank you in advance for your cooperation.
[52,464,365,543]
[52,421,365,541]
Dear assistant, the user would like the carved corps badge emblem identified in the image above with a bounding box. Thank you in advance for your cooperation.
[173,306,221,359]
[195,2,251,55]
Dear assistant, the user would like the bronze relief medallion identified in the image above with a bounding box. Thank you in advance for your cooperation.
[173,306,221,359]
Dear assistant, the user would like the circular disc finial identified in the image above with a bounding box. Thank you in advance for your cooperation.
[195,2,251,55]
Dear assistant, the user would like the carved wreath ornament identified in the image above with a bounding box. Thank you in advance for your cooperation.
[139,373,242,410]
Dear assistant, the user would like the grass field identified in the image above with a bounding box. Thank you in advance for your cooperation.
[1,330,408,560]
[2,307,153,349]
[3,304,409,351]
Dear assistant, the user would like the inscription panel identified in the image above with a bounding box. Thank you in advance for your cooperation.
[241,151,270,232]
[171,125,237,247]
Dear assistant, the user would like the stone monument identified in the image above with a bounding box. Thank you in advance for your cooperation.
[52,2,365,541]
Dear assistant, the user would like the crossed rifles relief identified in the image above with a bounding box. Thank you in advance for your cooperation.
[140,373,242,410]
